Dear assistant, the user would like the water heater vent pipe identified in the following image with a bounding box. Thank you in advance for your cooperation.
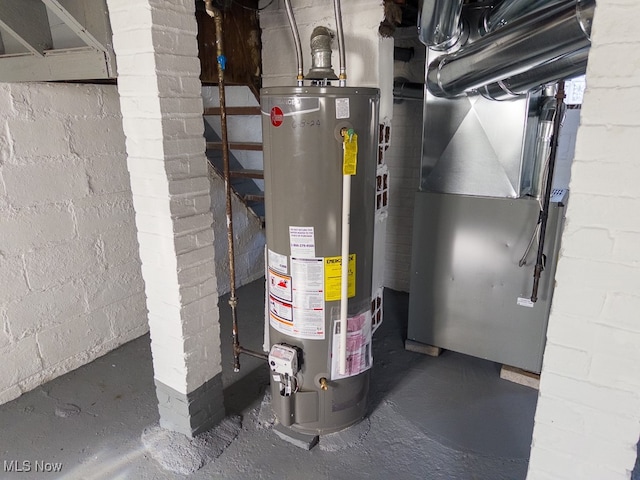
[333,0,347,86]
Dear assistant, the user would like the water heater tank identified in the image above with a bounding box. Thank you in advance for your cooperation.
[261,86,380,435]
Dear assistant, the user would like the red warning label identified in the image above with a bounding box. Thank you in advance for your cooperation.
[270,106,284,127]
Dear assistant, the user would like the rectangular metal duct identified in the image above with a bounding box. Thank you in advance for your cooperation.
[420,78,540,197]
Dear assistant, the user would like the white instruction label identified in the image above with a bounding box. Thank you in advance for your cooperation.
[268,249,288,274]
[289,226,316,258]
[290,257,325,339]
[269,295,293,321]
[335,98,350,119]
[268,269,292,302]
[517,297,535,308]
[331,311,373,380]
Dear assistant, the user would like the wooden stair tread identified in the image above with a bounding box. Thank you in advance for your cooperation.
[203,106,261,116]
[243,193,264,202]
[206,141,263,151]
[230,169,264,179]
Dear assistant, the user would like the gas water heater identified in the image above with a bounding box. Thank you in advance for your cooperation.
[261,87,379,435]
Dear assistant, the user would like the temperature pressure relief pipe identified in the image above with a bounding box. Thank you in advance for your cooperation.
[339,128,358,374]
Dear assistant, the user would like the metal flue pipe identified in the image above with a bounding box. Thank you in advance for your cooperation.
[426,0,594,98]
[306,26,338,81]
[480,47,589,100]
[418,0,465,50]
[481,0,567,34]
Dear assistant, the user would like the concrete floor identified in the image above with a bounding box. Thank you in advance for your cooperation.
[0,279,546,479]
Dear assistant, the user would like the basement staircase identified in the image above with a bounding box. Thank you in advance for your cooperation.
[203,86,265,224]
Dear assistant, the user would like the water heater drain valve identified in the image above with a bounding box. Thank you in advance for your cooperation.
[269,344,301,397]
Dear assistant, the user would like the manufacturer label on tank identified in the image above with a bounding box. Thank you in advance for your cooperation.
[335,98,350,119]
[324,254,356,301]
[270,106,283,127]
[263,97,320,116]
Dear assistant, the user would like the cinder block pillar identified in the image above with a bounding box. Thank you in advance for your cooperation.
[106,0,224,437]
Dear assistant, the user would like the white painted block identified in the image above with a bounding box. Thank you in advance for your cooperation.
[179,276,218,307]
[0,336,42,391]
[24,239,103,291]
[7,118,68,159]
[601,292,640,332]
[2,162,89,207]
[175,244,216,272]
[121,117,164,140]
[73,192,136,238]
[0,386,22,405]
[612,231,640,264]
[37,314,113,368]
[554,256,640,292]
[0,255,29,301]
[84,262,145,312]
[541,342,591,379]
[167,177,211,197]
[574,125,640,163]
[0,205,75,255]
[540,372,639,415]
[101,292,148,339]
[34,84,107,117]
[5,281,86,340]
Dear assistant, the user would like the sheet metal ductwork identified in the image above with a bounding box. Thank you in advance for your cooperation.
[481,47,589,100]
[418,0,465,50]
[426,0,594,99]
[481,0,568,34]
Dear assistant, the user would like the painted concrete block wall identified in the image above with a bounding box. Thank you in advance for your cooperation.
[527,1,640,479]
[383,34,425,292]
[382,99,422,292]
[0,83,147,405]
[260,0,393,121]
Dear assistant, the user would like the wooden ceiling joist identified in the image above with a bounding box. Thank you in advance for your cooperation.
[0,0,53,56]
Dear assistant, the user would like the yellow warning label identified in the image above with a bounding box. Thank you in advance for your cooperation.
[324,254,356,301]
[343,132,358,176]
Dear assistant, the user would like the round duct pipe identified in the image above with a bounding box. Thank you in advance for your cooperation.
[418,0,465,50]
[481,0,567,34]
[480,47,589,100]
[426,0,594,98]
